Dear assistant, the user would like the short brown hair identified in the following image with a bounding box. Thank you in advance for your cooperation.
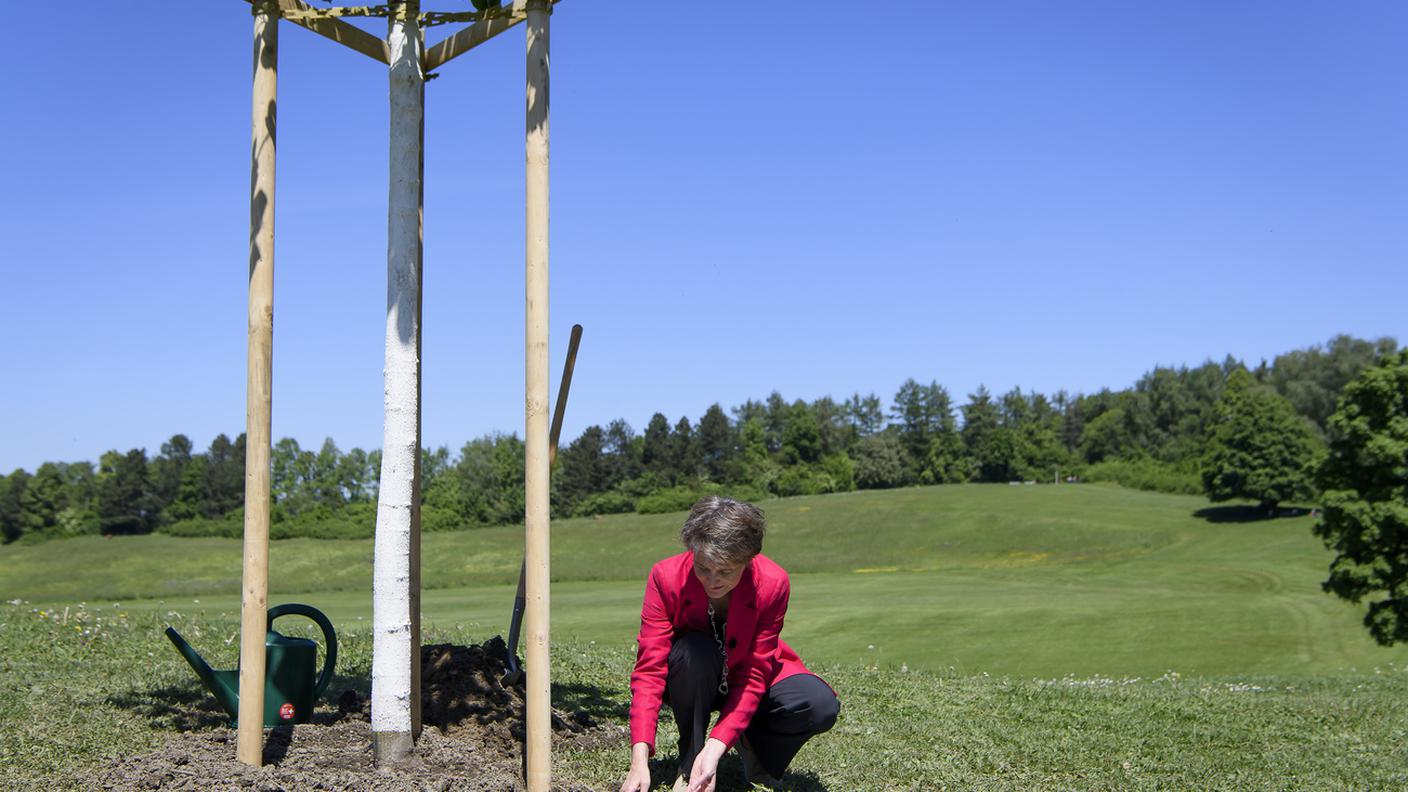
[680,496,765,566]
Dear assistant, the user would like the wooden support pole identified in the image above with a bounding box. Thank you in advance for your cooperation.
[237,0,278,768]
[410,72,426,743]
[372,0,423,766]
[523,1,551,789]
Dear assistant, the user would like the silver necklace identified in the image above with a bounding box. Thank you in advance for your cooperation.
[707,601,728,696]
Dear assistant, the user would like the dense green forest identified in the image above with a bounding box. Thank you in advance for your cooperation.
[0,335,1396,543]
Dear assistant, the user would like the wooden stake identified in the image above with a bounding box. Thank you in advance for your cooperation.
[523,2,551,788]
[372,0,423,766]
[237,1,278,767]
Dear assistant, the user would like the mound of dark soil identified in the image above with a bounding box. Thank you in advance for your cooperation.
[95,637,622,791]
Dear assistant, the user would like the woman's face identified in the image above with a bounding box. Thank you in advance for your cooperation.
[693,556,746,601]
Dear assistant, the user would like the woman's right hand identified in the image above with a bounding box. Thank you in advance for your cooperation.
[619,742,654,792]
[619,764,652,792]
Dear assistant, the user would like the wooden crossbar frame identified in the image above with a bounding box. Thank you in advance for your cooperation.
[245,0,561,71]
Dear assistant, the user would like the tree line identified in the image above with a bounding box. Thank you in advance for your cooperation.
[0,334,1396,544]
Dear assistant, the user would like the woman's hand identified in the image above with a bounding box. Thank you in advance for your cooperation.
[619,742,653,792]
[686,738,728,792]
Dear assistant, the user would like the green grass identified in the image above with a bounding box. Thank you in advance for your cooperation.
[4,484,1403,677]
[5,484,1408,788]
[3,604,1407,791]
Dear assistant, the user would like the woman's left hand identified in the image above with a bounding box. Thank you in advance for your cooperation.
[686,738,728,792]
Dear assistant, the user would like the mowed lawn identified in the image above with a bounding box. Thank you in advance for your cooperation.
[2,483,1404,677]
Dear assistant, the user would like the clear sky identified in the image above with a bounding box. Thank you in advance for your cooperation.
[1,1,1403,473]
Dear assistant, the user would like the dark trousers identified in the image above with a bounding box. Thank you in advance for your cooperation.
[667,631,840,780]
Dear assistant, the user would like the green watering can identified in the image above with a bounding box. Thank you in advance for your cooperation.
[164,603,337,727]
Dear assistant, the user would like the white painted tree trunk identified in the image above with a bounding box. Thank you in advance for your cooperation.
[238,4,277,767]
[372,3,424,765]
[524,2,551,789]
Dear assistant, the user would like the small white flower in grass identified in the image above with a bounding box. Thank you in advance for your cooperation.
[900,664,908,673]
[867,644,875,650]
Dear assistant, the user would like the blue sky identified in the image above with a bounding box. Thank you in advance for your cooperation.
[1,1,1403,472]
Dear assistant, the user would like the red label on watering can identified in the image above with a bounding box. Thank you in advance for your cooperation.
[280,703,296,720]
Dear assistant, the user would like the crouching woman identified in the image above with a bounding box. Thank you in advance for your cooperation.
[619,497,839,792]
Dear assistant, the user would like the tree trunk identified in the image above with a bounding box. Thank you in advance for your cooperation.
[372,0,423,766]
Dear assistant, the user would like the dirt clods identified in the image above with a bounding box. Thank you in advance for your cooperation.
[95,637,618,791]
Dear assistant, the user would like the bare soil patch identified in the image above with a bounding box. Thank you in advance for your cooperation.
[95,637,622,791]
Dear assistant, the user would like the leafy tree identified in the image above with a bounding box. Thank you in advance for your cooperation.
[812,396,857,457]
[1313,349,1408,645]
[601,419,641,487]
[554,425,608,514]
[891,379,932,470]
[962,386,1009,481]
[781,401,822,465]
[272,437,315,516]
[97,449,156,534]
[20,462,67,535]
[204,433,246,517]
[1,470,30,543]
[1263,335,1398,437]
[844,392,885,437]
[1077,404,1130,464]
[763,392,791,454]
[168,456,208,522]
[851,433,909,489]
[669,416,700,483]
[695,404,736,482]
[150,434,193,521]
[314,439,350,507]
[1200,369,1320,512]
[338,447,374,503]
[891,379,961,483]
[641,413,672,479]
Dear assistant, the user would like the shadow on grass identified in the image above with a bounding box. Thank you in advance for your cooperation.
[650,753,830,791]
[553,680,629,723]
[1193,505,1314,524]
[105,669,373,732]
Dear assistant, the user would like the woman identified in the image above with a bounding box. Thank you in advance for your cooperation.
[619,497,839,792]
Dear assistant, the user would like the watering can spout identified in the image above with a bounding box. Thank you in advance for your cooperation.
[164,627,240,718]
[164,627,216,684]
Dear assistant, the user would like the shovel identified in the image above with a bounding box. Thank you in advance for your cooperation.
[503,323,581,686]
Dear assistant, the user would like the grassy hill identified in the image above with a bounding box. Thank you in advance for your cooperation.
[2,483,1402,678]
[5,483,1408,790]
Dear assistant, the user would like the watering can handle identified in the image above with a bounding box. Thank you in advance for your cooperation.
[267,603,338,699]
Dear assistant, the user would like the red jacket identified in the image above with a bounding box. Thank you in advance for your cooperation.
[629,551,812,752]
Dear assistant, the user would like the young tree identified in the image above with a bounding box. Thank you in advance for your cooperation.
[1200,369,1319,512]
[1314,349,1408,645]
